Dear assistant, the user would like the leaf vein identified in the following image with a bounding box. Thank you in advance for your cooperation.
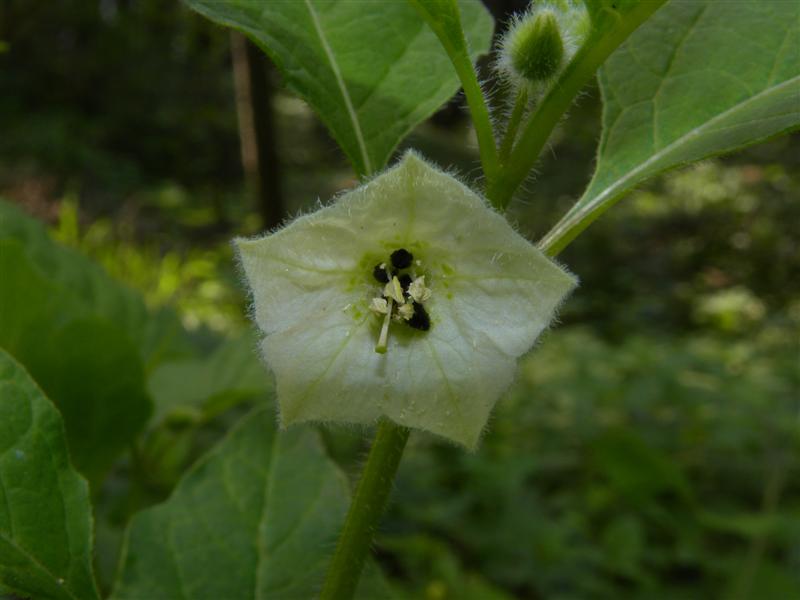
[569,74,800,236]
[303,0,372,174]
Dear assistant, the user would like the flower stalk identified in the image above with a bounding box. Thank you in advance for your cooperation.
[320,420,410,600]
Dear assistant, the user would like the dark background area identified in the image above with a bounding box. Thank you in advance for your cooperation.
[1,0,798,598]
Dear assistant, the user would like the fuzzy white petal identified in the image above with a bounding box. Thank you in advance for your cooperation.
[236,152,577,447]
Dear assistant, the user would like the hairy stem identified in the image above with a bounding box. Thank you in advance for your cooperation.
[499,87,528,162]
[487,0,668,210]
[453,54,500,185]
[320,419,410,600]
[407,0,500,185]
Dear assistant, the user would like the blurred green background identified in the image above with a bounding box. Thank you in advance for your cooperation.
[1,1,798,598]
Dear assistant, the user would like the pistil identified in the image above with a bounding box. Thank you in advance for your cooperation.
[375,298,393,354]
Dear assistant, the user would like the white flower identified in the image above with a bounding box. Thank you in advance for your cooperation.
[235,152,577,448]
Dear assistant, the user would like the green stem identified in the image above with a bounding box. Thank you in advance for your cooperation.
[320,419,410,600]
[452,53,500,184]
[486,0,668,209]
[407,0,500,185]
[499,87,528,162]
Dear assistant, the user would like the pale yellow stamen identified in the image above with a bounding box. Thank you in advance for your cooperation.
[397,302,415,321]
[408,276,432,303]
[369,297,389,315]
[383,276,405,304]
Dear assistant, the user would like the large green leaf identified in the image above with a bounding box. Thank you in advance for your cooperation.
[540,0,800,252]
[147,333,272,428]
[0,240,152,484]
[0,201,194,484]
[183,0,493,176]
[0,349,100,600]
[112,409,391,599]
[0,200,190,370]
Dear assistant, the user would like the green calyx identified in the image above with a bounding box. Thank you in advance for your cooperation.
[508,10,564,82]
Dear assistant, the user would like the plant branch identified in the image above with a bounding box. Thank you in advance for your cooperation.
[499,87,528,162]
[408,0,500,185]
[451,52,500,185]
[486,0,668,210]
[320,419,410,600]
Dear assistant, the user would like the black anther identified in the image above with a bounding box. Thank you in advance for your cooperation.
[372,264,389,283]
[406,302,430,331]
[390,248,413,270]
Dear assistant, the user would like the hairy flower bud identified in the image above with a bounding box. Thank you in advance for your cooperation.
[498,1,590,92]
[508,10,564,82]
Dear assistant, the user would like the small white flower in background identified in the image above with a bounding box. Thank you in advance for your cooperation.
[235,152,577,448]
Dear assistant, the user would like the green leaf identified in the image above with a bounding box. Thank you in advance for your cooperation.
[0,240,152,484]
[0,349,100,600]
[147,333,272,428]
[36,320,151,484]
[407,0,474,58]
[112,409,390,599]
[0,200,190,369]
[0,201,192,483]
[183,0,493,176]
[540,0,800,253]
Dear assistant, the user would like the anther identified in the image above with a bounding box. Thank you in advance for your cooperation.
[369,297,389,315]
[372,263,389,283]
[408,276,432,303]
[397,302,415,321]
[390,248,413,269]
[398,273,412,291]
[384,276,405,304]
[407,302,430,331]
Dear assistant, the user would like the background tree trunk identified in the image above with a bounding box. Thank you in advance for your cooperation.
[230,32,284,230]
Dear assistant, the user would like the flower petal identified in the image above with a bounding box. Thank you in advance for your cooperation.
[265,308,383,425]
[438,250,577,358]
[236,222,364,335]
[264,300,513,448]
[238,152,578,448]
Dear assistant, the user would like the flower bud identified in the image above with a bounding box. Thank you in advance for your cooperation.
[497,1,590,91]
[508,10,564,82]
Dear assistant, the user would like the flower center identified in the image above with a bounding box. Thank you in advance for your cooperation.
[369,247,432,354]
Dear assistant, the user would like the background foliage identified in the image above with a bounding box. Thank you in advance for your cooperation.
[1,0,798,598]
